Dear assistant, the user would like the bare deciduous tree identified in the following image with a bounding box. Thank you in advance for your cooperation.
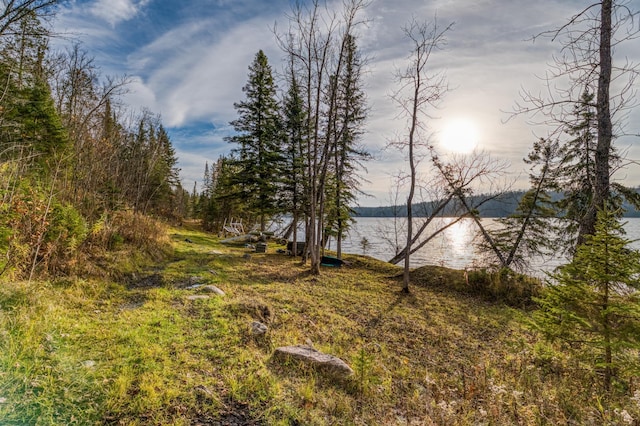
[0,0,57,37]
[388,16,452,293]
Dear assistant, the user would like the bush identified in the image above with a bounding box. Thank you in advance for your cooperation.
[466,267,541,308]
[41,202,88,275]
[85,210,172,262]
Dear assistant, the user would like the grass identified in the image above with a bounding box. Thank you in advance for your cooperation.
[1,221,640,424]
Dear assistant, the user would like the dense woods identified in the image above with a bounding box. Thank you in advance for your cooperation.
[0,2,185,279]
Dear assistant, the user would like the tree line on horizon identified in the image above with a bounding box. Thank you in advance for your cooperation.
[352,189,640,218]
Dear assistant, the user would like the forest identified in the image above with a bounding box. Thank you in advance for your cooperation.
[2,0,640,424]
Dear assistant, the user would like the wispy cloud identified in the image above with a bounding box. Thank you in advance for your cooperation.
[89,0,150,27]
[52,0,640,204]
[124,12,283,127]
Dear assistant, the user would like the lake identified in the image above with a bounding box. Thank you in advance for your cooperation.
[331,217,640,275]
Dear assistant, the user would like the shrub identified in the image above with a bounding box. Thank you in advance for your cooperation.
[466,267,541,308]
[40,202,88,274]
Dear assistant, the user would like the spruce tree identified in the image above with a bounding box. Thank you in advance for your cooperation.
[281,66,307,255]
[533,208,640,391]
[325,33,368,259]
[488,138,562,270]
[226,50,282,232]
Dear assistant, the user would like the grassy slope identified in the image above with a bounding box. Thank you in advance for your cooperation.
[0,223,638,425]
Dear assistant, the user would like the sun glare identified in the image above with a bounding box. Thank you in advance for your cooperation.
[439,118,479,153]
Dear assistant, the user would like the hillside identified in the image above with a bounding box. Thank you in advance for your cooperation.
[355,190,640,218]
[1,223,638,425]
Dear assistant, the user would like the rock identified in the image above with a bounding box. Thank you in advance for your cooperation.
[243,253,252,260]
[194,385,214,397]
[251,321,268,335]
[0,397,6,404]
[81,360,96,368]
[202,285,225,296]
[273,345,354,379]
[185,238,193,243]
[186,295,210,301]
[177,276,203,288]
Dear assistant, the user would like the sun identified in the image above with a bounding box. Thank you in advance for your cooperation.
[439,118,480,153]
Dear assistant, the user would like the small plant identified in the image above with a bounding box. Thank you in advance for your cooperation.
[352,344,376,398]
[360,237,371,255]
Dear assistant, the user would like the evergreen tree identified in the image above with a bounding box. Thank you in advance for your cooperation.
[225,50,283,232]
[206,156,243,232]
[280,65,307,254]
[144,124,179,214]
[325,33,368,258]
[557,90,598,248]
[488,138,562,270]
[533,208,640,391]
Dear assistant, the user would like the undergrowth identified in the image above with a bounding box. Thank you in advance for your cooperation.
[1,223,639,425]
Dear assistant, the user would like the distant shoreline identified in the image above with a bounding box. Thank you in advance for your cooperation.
[353,190,640,218]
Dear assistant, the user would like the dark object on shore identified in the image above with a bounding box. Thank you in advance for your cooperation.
[321,256,343,267]
[287,241,306,256]
[256,242,267,253]
[185,238,193,243]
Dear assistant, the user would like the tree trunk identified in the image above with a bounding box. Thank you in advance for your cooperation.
[582,0,612,241]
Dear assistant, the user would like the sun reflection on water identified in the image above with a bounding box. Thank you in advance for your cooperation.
[442,218,476,257]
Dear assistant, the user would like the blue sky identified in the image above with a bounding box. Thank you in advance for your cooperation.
[53,0,640,206]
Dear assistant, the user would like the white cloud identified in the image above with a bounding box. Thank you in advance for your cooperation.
[51,0,640,206]
[121,76,158,113]
[127,15,281,128]
[90,0,149,27]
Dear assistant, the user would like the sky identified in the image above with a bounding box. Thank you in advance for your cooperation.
[52,0,640,207]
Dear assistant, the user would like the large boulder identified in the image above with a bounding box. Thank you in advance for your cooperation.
[273,345,353,379]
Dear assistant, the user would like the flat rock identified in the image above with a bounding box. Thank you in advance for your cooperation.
[251,321,268,335]
[186,295,210,301]
[273,345,354,379]
[202,285,225,296]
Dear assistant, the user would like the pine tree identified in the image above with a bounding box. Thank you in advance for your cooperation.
[533,208,640,391]
[225,50,283,232]
[281,64,307,255]
[556,90,598,249]
[325,33,368,259]
[488,138,562,270]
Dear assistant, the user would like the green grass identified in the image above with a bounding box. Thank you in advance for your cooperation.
[1,223,640,424]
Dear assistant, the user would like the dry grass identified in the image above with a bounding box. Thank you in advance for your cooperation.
[1,223,639,425]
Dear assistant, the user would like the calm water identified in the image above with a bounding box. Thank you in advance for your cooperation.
[331,217,640,274]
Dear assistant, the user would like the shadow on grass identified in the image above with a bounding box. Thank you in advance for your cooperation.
[361,291,420,339]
